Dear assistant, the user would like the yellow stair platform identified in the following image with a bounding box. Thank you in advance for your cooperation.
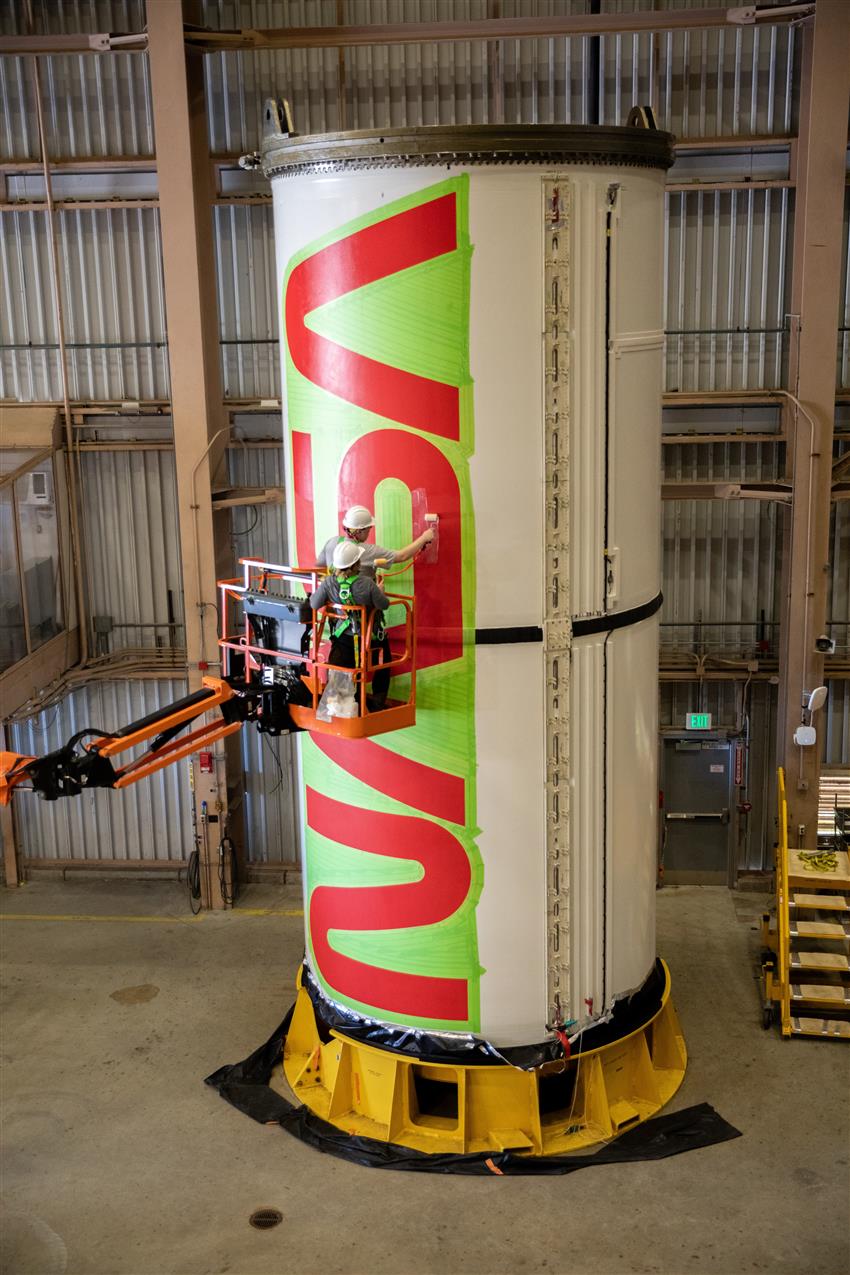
[791,892,849,912]
[790,1018,850,1039]
[789,919,850,940]
[787,849,850,889]
[791,983,850,1007]
[789,951,850,972]
[760,771,850,1041]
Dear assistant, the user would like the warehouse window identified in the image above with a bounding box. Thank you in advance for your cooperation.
[0,484,27,671]
[0,452,64,673]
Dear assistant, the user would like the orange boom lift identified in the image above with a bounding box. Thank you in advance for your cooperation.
[0,560,416,806]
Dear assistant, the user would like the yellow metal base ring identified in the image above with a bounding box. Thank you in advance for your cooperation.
[283,962,687,1157]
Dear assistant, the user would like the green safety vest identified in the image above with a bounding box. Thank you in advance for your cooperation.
[329,574,385,644]
[332,573,359,638]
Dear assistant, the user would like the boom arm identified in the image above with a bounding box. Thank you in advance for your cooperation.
[1,556,419,805]
[0,678,249,806]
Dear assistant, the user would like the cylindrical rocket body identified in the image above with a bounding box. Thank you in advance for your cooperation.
[265,125,672,1048]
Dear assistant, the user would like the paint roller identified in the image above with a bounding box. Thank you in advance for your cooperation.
[374,512,439,569]
[420,512,439,565]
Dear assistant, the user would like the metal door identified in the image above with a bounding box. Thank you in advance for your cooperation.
[661,738,734,885]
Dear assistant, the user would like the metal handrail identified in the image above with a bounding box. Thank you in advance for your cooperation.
[776,767,791,1036]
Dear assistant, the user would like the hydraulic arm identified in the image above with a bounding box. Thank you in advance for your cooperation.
[0,674,296,805]
[1,558,416,805]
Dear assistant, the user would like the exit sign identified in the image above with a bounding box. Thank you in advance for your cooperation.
[686,712,712,730]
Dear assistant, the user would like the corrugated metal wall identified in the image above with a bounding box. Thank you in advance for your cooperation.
[0,208,169,402]
[199,0,798,143]
[226,441,302,863]
[226,438,285,566]
[824,684,850,767]
[81,447,184,652]
[0,0,806,410]
[661,440,784,655]
[0,2,152,157]
[239,726,301,864]
[2,1,846,873]
[6,437,299,865]
[8,678,193,862]
[828,484,849,661]
[665,189,792,393]
[214,204,279,401]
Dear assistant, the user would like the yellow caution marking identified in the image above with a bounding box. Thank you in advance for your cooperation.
[232,907,304,917]
[0,908,303,924]
[0,912,205,924]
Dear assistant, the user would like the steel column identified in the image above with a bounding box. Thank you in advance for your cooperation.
[777,1,850,843]
[146,0,243,907]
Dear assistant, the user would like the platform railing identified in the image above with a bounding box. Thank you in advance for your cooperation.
[776,766,792,1036]
[306,595,415,717]
[216,560,415,718]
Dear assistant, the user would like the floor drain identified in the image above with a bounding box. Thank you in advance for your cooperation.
[249,1209,283,1231]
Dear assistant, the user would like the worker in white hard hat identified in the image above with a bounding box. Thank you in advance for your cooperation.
[317,504,435,581]
[317,505,433,707]
[309,540,392,708]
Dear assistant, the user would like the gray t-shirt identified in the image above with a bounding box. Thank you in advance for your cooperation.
[310,573,390,621]
[318,535,396,580]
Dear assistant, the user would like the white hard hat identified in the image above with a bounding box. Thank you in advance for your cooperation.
[342,505,374,530]
[332,540,364,570]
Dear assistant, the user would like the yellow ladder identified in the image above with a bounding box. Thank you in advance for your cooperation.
[762,769,850,1039]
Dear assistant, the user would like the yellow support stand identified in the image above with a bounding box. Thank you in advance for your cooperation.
[283,962,686,1157]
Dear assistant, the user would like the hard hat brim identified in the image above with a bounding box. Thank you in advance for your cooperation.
[332,543,365,569]
[342,505,375,530]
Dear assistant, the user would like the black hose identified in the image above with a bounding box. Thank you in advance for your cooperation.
[218,835,238,907]
[187,848,202,915]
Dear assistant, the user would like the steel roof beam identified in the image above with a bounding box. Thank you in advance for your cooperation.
[183,7,814,52]
[0,32,146,54]
[0,5,812,56]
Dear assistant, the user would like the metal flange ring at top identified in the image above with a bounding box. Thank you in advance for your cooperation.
[260,123,676,179]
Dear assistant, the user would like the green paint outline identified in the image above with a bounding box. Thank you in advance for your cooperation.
[283,175,482,1032]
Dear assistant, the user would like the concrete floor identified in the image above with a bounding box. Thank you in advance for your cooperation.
[1,880,848,1275]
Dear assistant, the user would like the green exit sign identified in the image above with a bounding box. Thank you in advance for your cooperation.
[686,712,712,730]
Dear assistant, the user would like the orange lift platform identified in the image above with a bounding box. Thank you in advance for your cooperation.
[0,557,416,805]
[219,558,416,740]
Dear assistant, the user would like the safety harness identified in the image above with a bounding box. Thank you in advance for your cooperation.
[331,574,359,639]
[329,573,386,665]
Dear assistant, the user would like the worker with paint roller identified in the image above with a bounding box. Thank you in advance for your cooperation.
[317,504,437,580]
[317,506,437,705]
[309,539,392,710]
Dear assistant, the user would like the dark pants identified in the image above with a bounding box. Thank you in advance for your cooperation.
[329,632,391,705]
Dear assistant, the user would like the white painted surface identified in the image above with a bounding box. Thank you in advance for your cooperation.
[468,172,544,629]
[607,171,666,611]
[468,173,548,1042]
[606,615,660,996]
[270,158,667,1041]
[568,635,605,1023]
[568,176,608,619]
[475,642,548,1043]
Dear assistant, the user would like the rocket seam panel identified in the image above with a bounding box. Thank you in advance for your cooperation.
[571,590,663,637]
[472,592,662,645]
[474,626,544,644]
